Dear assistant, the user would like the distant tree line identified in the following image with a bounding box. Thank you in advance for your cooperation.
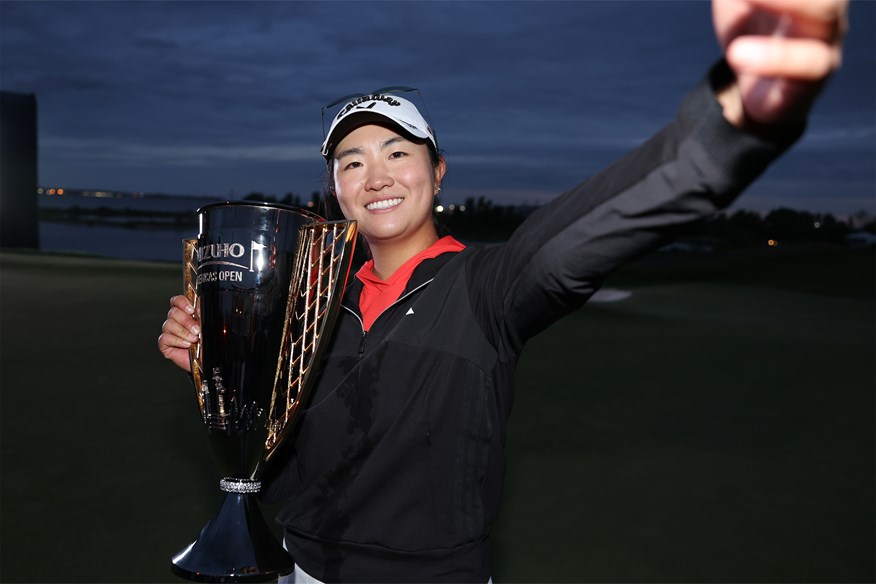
[243,192,321,209]
[685,207,874,246]
[432,199,875,245]
[244,191,874,245]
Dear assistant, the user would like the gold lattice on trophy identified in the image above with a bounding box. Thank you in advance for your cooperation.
[264,220,357,460]
[183,238,206,415]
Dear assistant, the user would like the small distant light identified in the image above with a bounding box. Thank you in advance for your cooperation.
[57,188,64,195]
[306,201,315,208]
[813,221,822,228]
[459,205,466,212]
[448,204,456,211]
[37,188,44,194]
[767,239,778,247]
[435,205,444,213]
[48,188,56,195]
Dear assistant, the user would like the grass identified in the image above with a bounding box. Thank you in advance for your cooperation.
[1,246,873,583]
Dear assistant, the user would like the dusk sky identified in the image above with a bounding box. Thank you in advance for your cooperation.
[1,1,873,217]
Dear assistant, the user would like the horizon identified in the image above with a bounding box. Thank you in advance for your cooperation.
[36,184,875,223]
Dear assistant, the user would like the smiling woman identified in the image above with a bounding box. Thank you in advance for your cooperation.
[157,1,851,582]
[330,125,445,278]
[318,90,449,279]
[320,105,447,248]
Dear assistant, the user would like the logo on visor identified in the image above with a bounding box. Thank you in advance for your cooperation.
[336,94,402,119]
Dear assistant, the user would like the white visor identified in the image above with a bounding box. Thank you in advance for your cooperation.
[321,93,437,158]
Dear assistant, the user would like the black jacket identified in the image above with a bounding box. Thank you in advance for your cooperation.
[263,63,803,582]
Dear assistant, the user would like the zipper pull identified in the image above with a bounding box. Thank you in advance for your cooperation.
[358,330,367,355]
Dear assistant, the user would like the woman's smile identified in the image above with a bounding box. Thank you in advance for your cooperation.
[365,197,404,211]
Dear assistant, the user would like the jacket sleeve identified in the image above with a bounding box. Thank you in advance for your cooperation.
[465,61,805,357]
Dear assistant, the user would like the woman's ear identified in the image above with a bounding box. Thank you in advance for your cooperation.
[434,156,447,190]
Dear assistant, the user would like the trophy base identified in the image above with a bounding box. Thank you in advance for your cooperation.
[171,492,293,582]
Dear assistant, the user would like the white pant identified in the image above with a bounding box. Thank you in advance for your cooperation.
[279,565,492,584]
[277,563,324,584]
[278,539,492,584]
[279,536,324,584]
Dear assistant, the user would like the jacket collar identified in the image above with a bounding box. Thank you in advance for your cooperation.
[341,249,462,312]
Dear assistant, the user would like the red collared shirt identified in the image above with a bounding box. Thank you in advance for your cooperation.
[356,235,466,331]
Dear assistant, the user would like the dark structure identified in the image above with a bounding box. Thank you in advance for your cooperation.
[0,91,39,249]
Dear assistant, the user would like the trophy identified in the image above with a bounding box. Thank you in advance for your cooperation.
[171,201,356,582]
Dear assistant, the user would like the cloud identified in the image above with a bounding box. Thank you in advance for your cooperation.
[41,135,315,166]
[796,125,876,150]
[2,0,873,215]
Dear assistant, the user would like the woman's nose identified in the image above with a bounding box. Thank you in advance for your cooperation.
[365,164,393,191]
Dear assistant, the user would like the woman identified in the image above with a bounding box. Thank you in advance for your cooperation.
[159,1,847,581]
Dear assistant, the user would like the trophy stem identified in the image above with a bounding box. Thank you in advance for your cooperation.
[171,491,293,582]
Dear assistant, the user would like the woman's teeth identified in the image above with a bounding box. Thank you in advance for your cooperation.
[366,198,403,211]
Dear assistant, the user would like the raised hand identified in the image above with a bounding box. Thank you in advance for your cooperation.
[158,295,199,373]
[713,0,848,128]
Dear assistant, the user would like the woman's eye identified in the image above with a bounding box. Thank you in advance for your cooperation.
[344,161,363,170]
[389,151,407,159]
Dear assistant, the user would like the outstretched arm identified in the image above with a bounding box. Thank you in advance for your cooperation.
[469,1,850,351]
[713,0,848,130]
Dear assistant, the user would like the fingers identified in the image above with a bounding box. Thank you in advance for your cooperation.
[158,331,193,355]
[737,74,820,124]
[157,335,194,373]
[170,294,196,316]
[714,0,847,49]
[162,307,201,344]
[726,36,841,80]
[725,0,847,79]
[713,0,848,127]
[742,0,848,25]
[158,295,200,363]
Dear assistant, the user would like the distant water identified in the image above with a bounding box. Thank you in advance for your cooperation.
[39,193,220,213]
[39,221,194,263]
[37,194,220,262]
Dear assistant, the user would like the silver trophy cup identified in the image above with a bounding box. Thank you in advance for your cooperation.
[172,201,356,582]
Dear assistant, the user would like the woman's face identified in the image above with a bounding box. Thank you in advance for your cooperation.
[332,123,445,249]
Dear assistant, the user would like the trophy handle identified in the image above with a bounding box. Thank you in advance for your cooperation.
[182,238,206,417]
[264,219,357,461]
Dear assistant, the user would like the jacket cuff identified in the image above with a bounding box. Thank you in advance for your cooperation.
[679,59,806,190]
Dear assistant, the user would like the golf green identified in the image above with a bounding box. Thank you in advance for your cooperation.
[1,247,873,582]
